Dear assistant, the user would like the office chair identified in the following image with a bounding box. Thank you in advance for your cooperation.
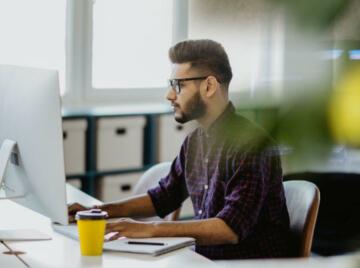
[133,162,181,221]
[284,180,320,257]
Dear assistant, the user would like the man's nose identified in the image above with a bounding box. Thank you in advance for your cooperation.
[166,88,176,101]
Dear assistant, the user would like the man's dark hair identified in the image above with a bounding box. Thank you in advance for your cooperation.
[169,39,233,89]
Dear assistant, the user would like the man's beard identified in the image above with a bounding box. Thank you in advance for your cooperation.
[174,91,206,124]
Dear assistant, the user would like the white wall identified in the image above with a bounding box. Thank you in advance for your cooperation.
[188,0,285,107]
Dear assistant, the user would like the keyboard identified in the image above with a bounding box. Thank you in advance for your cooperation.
[52,223,79,240]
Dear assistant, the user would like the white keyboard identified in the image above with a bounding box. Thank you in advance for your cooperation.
[52,223,79,240]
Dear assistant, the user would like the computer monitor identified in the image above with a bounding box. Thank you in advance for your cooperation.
[0,65,68,226]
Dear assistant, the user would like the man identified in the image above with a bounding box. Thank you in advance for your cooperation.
[69,39,290,259]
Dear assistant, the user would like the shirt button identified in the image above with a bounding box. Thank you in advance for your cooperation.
[198,210,203,215]
[204,185,208,190]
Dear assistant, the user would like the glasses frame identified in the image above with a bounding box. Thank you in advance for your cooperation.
[168,76,208,94]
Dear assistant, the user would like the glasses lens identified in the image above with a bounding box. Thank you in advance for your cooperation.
[175,81,180,94]
[168,79,180,93]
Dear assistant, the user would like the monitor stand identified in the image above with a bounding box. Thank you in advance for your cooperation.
[0,139,52,241]
[0,139,17,191]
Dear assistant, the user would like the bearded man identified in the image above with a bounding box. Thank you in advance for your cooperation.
[69,39,291,260]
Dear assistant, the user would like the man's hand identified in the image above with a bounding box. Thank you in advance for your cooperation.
[104,217,238,245]
[68,202,89,223]
[105,218,155,241]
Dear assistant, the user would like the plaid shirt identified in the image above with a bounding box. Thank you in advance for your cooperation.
[148,103,290,259]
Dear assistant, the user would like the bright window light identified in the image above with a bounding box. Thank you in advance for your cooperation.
[0,0,66,94]
[348,50,360,60]
[92,0,173,89]
[321,49,343,60]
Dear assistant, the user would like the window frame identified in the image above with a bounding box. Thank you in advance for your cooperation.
[63,0,188,106]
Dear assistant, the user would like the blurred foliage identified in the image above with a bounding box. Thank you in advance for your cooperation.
[264,0,359,154]
[233,0,359,165]
[273,86,333,167]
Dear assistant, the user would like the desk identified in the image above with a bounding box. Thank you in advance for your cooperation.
[0,241,26,267]
[1,185,359,268]
[0,185,215,267]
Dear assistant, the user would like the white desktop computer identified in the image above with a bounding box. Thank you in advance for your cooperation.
[0,65,69,240]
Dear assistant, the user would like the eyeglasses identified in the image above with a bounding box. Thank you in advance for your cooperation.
[168,76,208,94]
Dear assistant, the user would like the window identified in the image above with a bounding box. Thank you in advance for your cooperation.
[0,0,66,94]
[1,0,186,104]
[63,0,187,104]
[92,0,173,89]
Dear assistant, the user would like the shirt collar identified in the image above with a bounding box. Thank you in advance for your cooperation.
[202,101,235,138]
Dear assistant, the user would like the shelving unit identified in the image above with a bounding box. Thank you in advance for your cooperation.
[62,104,278,198]
[62,104,172,197]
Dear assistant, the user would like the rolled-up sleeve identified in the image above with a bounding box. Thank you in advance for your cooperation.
[147,138,189,218]
[216,150,272,241]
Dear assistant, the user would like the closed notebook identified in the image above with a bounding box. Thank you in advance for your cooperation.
[103,237,195,256]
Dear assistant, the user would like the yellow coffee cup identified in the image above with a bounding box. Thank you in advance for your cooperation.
[75,209,108,256]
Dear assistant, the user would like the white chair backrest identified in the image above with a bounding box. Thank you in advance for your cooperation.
[284,180,320,257]
[133,162,172,195]
[133,162,173,221]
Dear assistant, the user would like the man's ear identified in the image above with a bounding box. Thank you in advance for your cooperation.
[205,76,219,98]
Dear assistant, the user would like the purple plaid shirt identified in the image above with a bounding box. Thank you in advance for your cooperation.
[148,103,290,259]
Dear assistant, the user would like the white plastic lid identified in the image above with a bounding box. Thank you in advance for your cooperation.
[75,209,108,220]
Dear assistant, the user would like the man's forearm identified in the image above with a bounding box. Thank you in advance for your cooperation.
[99,194,157,218]
[152,218,238,245]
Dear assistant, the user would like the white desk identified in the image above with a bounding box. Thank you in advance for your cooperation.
[0,185,215,268]
[1,185,359,268]
[0,241,27,267]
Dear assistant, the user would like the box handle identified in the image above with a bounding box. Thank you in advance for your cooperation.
[116,128,127,135]
[63,131,67,139]
[176,125,183,131]
[121,184,131,192]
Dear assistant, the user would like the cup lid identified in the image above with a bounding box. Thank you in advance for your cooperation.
[75,209,108,220]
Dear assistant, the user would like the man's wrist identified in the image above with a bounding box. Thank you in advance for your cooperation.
[91,204,112,216]
[92,203,125,218]
[151,221,161,237]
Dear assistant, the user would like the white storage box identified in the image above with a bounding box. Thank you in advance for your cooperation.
[66,178,82,189]
[62,119,87,175]
[97,116,146,171]
[157,115,198,162]
[101,172,143,203]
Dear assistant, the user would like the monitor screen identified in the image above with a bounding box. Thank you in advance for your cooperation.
[0,65,68,225]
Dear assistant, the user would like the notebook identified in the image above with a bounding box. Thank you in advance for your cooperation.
[104,237,195,256]
[52,223,195,256]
